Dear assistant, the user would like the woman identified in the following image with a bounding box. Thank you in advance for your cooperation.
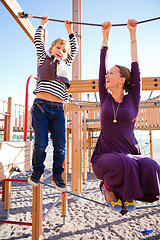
[91,19,160,212]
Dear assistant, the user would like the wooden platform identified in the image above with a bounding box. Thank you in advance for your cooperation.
[68,77,160,93]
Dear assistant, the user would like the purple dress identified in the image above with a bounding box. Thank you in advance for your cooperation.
[91,48,160,202]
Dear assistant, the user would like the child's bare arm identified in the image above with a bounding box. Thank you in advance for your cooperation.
[65,20,73,35]
[41,16,49,28]
[65,20,78,66]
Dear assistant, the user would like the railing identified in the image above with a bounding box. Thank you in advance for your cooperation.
[0,112,10,140]
[24,75,37,141]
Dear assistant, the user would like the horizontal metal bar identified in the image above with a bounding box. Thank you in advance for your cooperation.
[42,193,65,221]
[86,119,100,123]
[19,12,160,27]
[43,173,52,181]
[0,220,32,226]
[2,179,28,183]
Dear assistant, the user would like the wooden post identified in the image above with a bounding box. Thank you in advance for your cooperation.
[61,104,68,224]
[3,100,6,113]
[87,94,93,170]
[88,130,92,171]
[32,182,43,240]
[4,179,11,219]
[14,104,18,130]
[19,104,22,131]
[67,112,72,173]
[67,128,70,173]
[30,131,33,141]
[71,110,80,194]
[83,111,87,181]
[6,97,12,141]
[2,181,5,202]
[4,114,8,141]
[4,97,12,217]
[149,130,153,159]
[71,0,82,194]
[80,112,83,193]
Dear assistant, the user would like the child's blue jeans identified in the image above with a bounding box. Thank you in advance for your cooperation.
[31,98,65,177]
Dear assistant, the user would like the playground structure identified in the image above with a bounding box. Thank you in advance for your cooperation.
[1,83,160,180]
[0,0,160,239]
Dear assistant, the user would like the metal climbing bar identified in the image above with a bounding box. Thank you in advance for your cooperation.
[42,193,65,221]
[19,12,160,27]
[0,113,10,117]
[0,177,32,226]
[3,179,28,183]
[31,177,160,211]
[43,173,52,181]
[13,167,107,208]
[136,204,160,210]
[1,165,160,230]
[12,167,160,211]
[0,172,65,226]
[0,220,32,226]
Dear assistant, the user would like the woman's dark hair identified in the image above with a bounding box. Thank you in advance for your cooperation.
[115,65,134,93]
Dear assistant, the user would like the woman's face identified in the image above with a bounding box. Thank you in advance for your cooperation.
[105,65,124,90]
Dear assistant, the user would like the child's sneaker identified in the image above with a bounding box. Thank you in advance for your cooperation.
[28,171,41,187]
[51,175,67,192]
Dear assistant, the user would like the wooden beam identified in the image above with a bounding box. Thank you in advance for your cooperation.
[71,0,82,195]
[1,0,35,43]
[6,98,12,141]
[65,97,160,112]
[32,183,43,240]
[149,130,153,159]
[66,103,100,112]
[142,77,160,90]
[69,80,98,93]
[69,77,160,93]
[83,111,87,181]
[61,105,68,224]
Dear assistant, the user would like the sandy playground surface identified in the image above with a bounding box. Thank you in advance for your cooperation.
[0,144,160,240]
[0,170,160,240]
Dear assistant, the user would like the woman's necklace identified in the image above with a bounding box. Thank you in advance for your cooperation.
[111,98,121,123]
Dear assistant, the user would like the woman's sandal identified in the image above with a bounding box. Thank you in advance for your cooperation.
[124,200,136,211]
[101,186,122,211]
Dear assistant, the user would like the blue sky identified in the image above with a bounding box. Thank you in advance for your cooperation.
[0,0,160,106]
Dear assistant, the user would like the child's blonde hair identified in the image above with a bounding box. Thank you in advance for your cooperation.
[49,38,70,58]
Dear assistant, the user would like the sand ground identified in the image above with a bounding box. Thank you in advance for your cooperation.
[0,143,160,240]
[0,169,160,240]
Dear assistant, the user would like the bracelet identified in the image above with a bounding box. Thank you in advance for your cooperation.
[102,45,109,50]
[131,40,136,44]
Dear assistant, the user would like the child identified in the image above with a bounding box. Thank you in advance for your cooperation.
[28,16,78,191]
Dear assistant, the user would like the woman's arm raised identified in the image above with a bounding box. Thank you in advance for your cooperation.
[127,19,138,62]
[102,21,111,47]
[127,19,141,109]
[99,22,112,103]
